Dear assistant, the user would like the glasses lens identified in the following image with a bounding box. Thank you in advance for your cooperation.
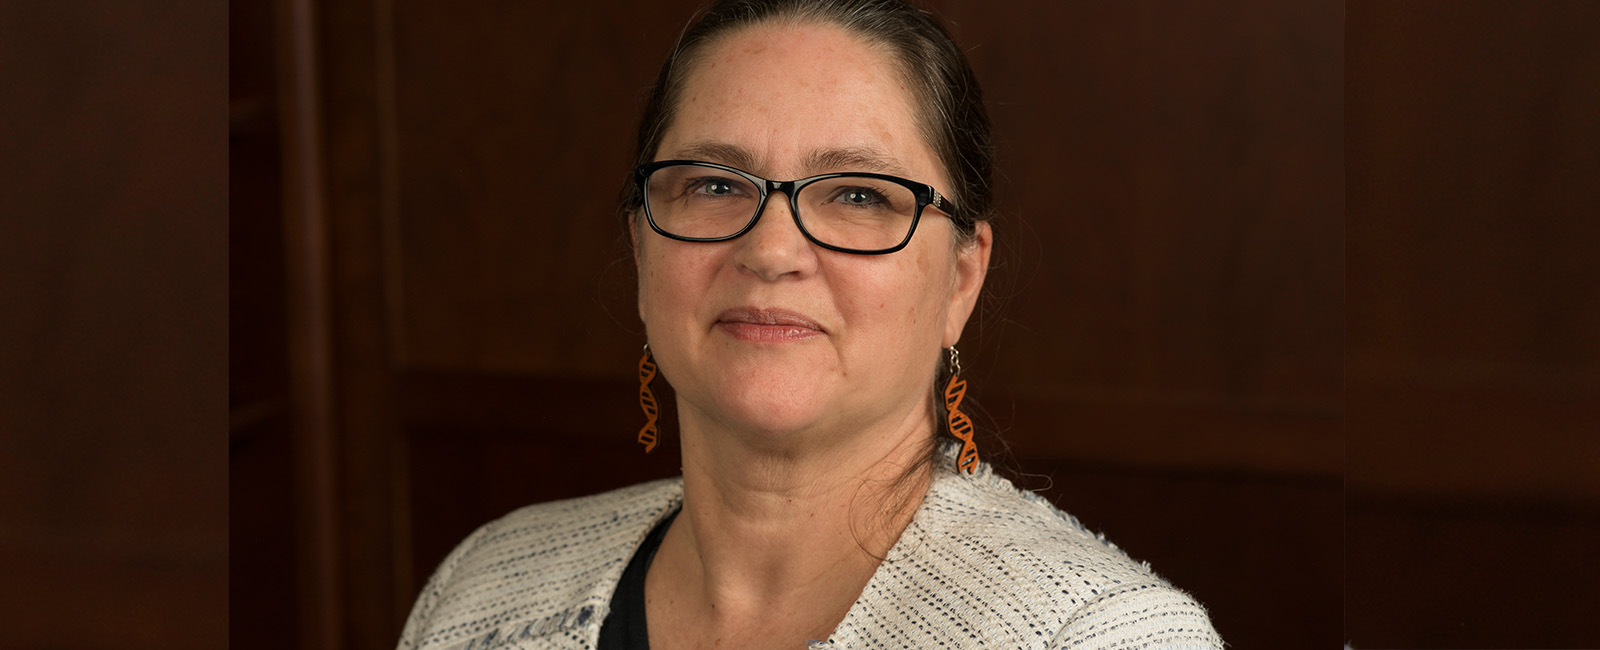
[646,164,761,239]
[798,176,918,252]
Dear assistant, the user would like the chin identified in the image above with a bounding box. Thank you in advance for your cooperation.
[710,388,829,439]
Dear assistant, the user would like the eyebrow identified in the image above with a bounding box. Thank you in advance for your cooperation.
[803,147,914,178]
[671,141,760,172]
[667,141,916,179]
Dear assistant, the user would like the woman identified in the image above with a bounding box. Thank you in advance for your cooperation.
[399,1,1221,648]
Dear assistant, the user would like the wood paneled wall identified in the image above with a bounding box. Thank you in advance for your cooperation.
[230,1,1342,649]
[2,2,227,649]
[230,1,1600,648]
[6,0,1586,647]
[1346,1,1600,646]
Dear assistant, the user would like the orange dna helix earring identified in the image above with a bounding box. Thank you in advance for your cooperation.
[637,344,660,453]
[943,347,979,474]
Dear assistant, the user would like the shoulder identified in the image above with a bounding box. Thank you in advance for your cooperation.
[454,478,682,576]
[918,464,1155,596]
[397,478,683,650]
[472,478,683,551]
[837,465,1221,649]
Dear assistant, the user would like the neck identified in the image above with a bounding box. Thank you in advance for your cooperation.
[651,399,936,639]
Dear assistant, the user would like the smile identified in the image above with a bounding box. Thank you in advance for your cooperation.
[713,307,825,342]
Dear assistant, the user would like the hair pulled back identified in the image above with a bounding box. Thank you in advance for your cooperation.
[621,0,995,242]
[622,0,1006,501]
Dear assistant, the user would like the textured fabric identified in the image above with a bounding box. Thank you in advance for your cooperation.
[397,459,1222,650]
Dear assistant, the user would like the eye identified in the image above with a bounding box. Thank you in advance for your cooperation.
[686,176,746,198]
[835,187,888,207]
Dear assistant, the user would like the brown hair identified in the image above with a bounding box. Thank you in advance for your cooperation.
[620,0,995,242]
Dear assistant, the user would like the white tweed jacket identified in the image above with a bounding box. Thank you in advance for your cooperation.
[398,461,1222,650]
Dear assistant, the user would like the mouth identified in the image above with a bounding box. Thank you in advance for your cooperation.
[714,307,826,342]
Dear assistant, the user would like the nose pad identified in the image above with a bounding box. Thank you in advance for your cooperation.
[739,188,802,239]
[732,191,814,279]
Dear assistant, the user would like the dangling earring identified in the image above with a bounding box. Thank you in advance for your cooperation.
[943,347,979,474]
[637,344,660,453]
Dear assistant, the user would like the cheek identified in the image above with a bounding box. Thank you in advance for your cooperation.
[640,265,672,323]
[637,253,661,318]
[638,244,718,325]
[844,250,951,339]
[636,247,671,326]
[908,245,953,313]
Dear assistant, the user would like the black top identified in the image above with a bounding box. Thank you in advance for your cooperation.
[597,508,679,650]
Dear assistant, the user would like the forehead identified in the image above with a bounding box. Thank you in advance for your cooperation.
[660,22,940,182]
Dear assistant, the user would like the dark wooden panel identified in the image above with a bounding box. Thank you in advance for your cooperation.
[388,1,706,374]
[1347,2,1600,377]
[315,0,409,645]
[230,414,302,650]
[1349,372,1600,502]
[0,1,227,648]
[950,0,1344,412]
[1001,392,1340,478]
[1348,495,1600,648]
[0,536,227,649]
[1346,0,1600,646]
[230,0,302,648]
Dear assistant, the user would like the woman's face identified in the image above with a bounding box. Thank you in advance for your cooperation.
[636,23,990,444]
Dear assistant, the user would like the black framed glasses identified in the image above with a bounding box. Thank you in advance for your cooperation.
[634,160,961,255]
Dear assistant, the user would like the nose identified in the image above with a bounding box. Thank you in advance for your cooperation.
[731,191,817,281]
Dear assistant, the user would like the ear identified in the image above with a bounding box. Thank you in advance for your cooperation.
[942,221,992,348]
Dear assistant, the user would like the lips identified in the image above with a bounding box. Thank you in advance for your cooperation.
[714,307,825,342]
